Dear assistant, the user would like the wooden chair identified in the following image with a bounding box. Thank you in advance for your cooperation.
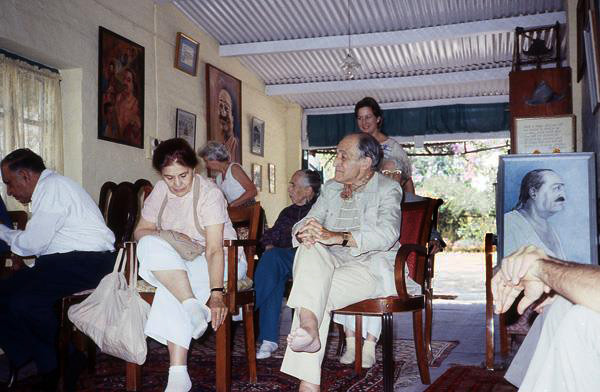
[124,201,261,392]
[332,199,439,392]
[58,181,140,388]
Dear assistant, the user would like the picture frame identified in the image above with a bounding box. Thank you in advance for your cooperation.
[497,153,597,265]
[584,5,600,114]
[268,163,276,193]
[175,109,196,149]
[250,117,265,157]
[98,26,145,149]
[512,115,576,154]
[252,163,262,191]
[206,64,242,164]
[174,32,199,76]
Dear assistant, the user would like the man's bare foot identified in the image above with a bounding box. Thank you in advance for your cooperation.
[287,327,321,353]
[299,380,320,391]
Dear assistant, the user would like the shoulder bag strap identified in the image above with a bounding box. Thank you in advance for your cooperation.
[192,177,206,238]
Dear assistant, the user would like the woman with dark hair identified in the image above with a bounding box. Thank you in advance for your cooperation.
[354,96,415,193]
[198,141,257,208]
[134,138,246,392]
[253,170,321,359]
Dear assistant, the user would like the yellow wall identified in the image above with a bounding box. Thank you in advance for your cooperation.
[0,0,302,223]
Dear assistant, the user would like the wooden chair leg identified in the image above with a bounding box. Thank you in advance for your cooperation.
[412,310,431,384]
[57,304,71,392]
[336,323,345,356]
[354,314,363,376]
[126,362,141,391]
[243,304,257,383]
[499,312,509,358]
[381,313,394,392]
[425,290,433,363]
[216,313,232,392]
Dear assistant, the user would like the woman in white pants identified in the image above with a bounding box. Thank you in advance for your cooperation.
[134,138,246,392]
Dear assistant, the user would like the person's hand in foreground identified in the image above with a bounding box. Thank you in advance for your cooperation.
[492,245,552,315]
[208,290,228,331]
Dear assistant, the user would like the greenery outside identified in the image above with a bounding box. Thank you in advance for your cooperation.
[307,138,509,251]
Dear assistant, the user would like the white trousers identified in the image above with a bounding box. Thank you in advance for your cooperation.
[280,243,380,385]
[136,235,247,349]
[513,296,600,391]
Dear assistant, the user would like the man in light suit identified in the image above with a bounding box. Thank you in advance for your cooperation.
[280,132,414,391]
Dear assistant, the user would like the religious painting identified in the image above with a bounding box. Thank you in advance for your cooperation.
[98,27,144,149]
[250,117,265,156]
[206,64,242,163]
[497,153,597,265]
[176,109,196,149]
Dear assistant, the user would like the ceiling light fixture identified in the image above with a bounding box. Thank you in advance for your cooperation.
[340,0,361,79]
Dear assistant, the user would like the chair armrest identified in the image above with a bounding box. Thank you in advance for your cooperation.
[394,243,428,298]
[224,239,259,247]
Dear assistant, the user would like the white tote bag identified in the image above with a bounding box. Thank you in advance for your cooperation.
[68,244,150,364]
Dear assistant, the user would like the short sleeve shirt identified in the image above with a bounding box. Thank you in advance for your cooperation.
[141,174,237,246]
[381,138,412,177]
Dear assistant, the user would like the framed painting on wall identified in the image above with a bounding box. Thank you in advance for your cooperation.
[206,64,242,163]
[268,163,275,193]
[251,117,265,156]
[252,163,262,191]
[174,32,199,76]
[176,109,196,149]
[512,115,576,154]
[98,26,144,149]
[497,153,597,265]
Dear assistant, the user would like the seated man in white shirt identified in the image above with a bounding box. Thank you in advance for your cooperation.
[0,149,116,391]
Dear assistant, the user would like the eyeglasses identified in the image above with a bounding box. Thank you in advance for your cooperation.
[381,169,402,176]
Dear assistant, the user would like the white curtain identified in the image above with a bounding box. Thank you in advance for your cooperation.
[0,54,63,207]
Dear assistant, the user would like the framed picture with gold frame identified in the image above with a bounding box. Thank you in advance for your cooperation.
[174,32,199,76]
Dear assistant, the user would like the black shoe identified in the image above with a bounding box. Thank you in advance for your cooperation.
[64,350,87,392]
[35,369,59,392]
[5,362,19,389]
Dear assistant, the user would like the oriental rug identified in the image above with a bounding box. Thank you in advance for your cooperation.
[7,331,457,391]
[424,365,517,392]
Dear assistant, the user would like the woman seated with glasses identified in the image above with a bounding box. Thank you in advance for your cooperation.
[134,138,246,392]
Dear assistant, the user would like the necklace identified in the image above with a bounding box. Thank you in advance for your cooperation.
[341,172,374,200]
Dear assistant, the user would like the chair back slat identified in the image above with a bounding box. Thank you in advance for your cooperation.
[99,181,117,221]
[105,182,138,248]
[399,199,437,285]
[227,202,261,279]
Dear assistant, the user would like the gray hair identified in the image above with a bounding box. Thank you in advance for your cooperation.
[298,169,322,199]
[380,158,411,178]
[355,132,383,170]
[198,141,230,162]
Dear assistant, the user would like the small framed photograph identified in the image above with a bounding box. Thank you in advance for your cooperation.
[174,32,199,76]
[512,115,576,154]
[251,117,265,156]
[252,163,262,191]
[175,109,196,148]
[497,153,597,264]
[268,163,276,193]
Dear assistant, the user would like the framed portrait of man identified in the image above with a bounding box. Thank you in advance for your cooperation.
[206,64,242,164]
[98,27,144,149]
[497,153,598,265]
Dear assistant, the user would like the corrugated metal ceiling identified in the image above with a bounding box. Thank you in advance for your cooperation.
[173,0,566,109]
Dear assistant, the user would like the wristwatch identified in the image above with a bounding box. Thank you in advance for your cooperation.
[341,232,351,247]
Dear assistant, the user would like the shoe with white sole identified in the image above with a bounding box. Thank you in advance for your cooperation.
[256,340,278,359]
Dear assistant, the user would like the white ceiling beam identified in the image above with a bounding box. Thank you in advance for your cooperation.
[220,11,565,57]
[266,67,511,96]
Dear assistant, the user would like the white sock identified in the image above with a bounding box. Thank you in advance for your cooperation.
[165,365,191,392]
[182,298,208,339]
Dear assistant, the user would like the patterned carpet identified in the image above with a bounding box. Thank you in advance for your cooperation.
[424,366,517,392]
[8,330,457,391]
